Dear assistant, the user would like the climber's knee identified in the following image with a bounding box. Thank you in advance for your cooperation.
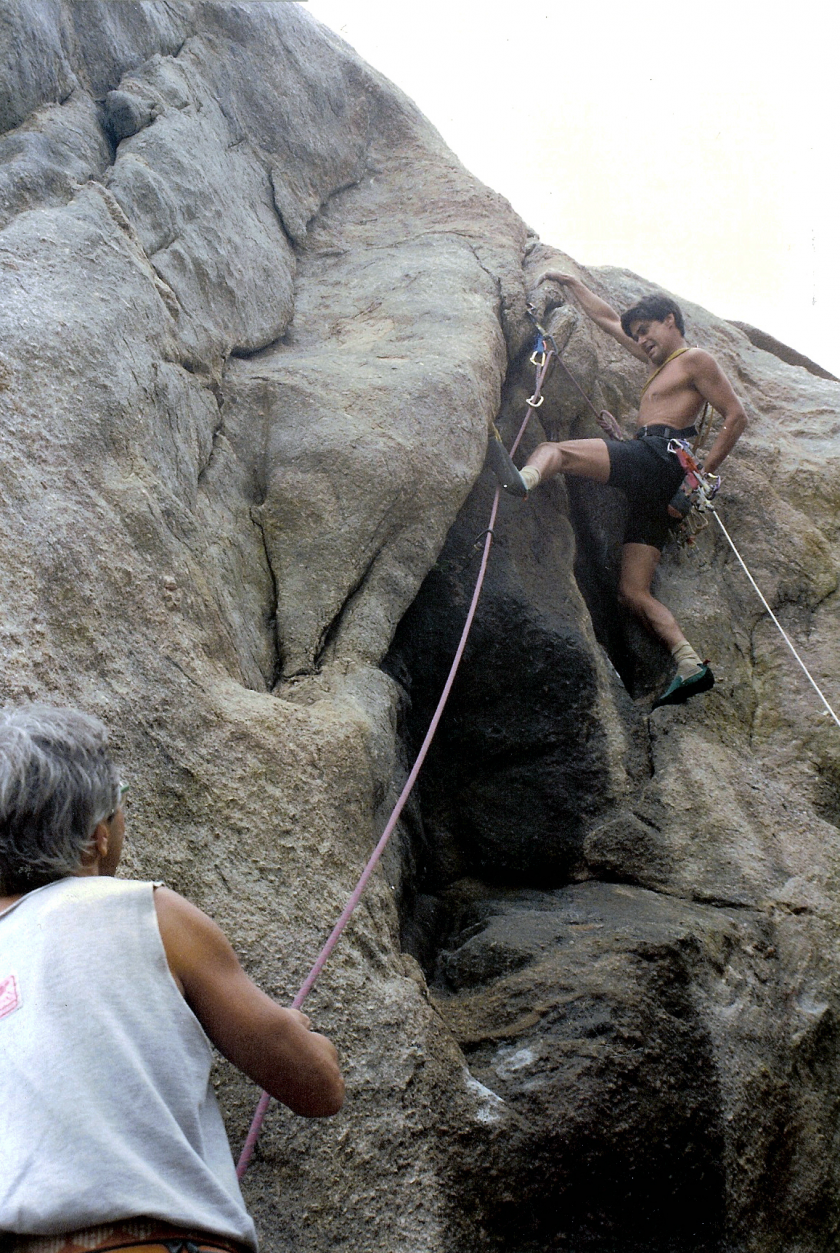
[617,582,644,614]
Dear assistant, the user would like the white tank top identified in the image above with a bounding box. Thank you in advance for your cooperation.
[0,877,257,1246]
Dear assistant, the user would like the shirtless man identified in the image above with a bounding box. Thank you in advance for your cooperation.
[0,704,344,1253]
[491,273,747,708]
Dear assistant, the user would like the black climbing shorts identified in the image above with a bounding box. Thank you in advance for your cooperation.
[606,424,697,550]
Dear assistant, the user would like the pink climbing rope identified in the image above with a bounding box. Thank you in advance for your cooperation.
[235,346,554,1178]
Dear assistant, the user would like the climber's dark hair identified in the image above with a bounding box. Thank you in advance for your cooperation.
[621,294,686,338]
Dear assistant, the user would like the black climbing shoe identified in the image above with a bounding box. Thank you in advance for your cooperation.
[652,664,715,710]
[487,436,528,498]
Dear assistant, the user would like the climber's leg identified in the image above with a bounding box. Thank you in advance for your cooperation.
[616,542,714,707]
[522,438,611,487]
[489,436,611,496]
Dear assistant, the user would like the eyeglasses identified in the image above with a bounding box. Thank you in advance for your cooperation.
[104,783,130,826]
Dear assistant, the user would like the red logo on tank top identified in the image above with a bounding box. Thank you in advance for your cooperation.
[0,973,20,1019]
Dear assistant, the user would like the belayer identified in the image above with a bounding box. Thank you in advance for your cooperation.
[491,272,748,709]
[0,704,344,1253]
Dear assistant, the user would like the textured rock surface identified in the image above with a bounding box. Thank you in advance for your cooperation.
[2,4,840,1252]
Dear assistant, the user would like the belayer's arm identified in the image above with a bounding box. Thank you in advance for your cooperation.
[538,271,650,363]
[688,351,748,474]
[154,886,345,1117]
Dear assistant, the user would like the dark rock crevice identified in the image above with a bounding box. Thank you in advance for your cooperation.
[381,478,635,957]
[247,507,283,692]
[310,543,388,678]
[380,330,654,967]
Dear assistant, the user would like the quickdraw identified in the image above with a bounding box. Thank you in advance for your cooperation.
[527,305,604,423]
[667,438,721,509]
[529,336,548,369]
[526,327,556,406]
[667,437,721,546]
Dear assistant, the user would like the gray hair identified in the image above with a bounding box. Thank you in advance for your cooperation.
[0,705,121,894]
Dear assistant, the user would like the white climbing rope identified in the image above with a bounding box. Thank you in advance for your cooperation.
[712,510,840,730]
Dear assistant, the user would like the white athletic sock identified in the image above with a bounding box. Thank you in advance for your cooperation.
[671,639,703,680]
[521,465,541,491]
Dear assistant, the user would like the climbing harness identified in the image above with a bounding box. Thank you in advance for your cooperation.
[667,436,722,545]
[666,402,717,544]
[235,339,554,1178]
[667,438,721,507]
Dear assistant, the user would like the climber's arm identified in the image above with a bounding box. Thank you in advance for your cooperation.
[688,351,748,474]
[538,271,649,363]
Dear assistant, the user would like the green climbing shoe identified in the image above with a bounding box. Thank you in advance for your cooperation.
[652,664,715,710]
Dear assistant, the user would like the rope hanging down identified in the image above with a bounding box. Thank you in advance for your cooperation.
[235,344,555,1178]
[712,511,840,730]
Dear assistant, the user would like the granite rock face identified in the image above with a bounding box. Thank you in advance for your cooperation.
[2,5,840,1252]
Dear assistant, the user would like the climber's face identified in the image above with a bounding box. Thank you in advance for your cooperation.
[628,314,681,366]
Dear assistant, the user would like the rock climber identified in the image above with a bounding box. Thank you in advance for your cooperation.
[0,704,344,1253]
[490,272,748,708]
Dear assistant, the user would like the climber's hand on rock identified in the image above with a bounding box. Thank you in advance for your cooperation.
[539,270,579,289]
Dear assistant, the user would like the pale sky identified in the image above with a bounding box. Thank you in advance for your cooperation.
[305,1,840,378]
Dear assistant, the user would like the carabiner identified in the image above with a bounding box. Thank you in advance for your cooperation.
[529,336,547,368]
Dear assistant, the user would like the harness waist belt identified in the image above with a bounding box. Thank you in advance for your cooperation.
[634,424,697,441]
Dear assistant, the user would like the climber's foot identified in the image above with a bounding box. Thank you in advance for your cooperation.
[487,436,528,498]
[652,664,715,711]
